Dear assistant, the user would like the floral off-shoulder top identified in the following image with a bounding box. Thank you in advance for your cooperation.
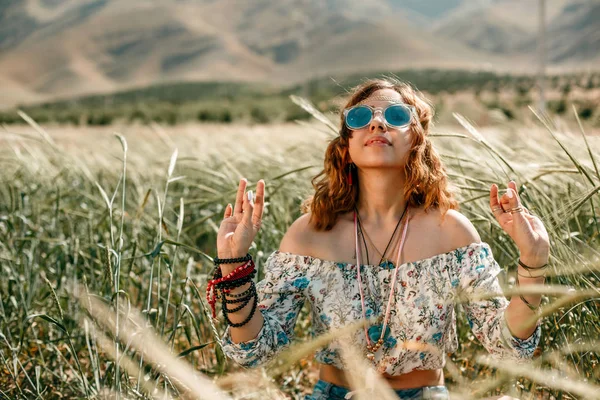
[221,242,541,375]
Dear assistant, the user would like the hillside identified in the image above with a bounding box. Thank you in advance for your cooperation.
[433,0,599,64]
[0,0,597,108]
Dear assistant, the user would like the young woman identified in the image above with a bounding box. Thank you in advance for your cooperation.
[209,78,549,400]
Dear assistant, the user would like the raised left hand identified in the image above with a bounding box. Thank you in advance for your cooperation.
[490,180,550,267]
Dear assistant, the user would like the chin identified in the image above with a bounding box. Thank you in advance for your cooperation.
[362,160,403,169]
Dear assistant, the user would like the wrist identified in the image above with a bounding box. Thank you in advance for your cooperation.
[517,273,546,282]
[518,255,548,269]
[215,252,250,264]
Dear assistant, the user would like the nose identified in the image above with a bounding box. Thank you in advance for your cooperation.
[369,110,386,133]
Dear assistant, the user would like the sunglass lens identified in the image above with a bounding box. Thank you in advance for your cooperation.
[346,106,372,129]
[385,105,412,127]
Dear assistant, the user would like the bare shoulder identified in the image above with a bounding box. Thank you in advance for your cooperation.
[415,207,481,250]
[438,208,482,248]
[279,213,320,255]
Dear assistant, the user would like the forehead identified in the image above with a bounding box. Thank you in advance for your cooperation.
[359,88,403,107]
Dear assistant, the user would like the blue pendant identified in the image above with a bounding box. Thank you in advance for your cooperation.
[367,324,391,342]
[379,260,395,269]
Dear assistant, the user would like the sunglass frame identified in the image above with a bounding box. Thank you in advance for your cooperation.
[343,103,416,130]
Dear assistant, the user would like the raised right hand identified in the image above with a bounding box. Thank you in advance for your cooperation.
[216,178,265,274]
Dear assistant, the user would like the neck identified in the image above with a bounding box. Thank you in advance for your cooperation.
[356,167,409,224]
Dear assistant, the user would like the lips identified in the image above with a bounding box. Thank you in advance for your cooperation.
[365,136,391,146]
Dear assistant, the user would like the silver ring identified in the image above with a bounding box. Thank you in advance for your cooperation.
[492,206,504,213]
[509,206,524,214]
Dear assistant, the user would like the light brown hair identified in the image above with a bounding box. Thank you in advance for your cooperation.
[302,77,459,231]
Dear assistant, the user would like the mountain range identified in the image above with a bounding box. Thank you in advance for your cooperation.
[0,0,598,107]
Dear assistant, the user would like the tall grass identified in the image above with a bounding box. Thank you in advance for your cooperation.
[0,105,599,399]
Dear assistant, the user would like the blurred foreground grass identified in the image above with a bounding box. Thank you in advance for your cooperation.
[0,108,599,399]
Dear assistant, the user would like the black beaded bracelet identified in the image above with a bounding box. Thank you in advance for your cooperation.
[222,291,254,304]
[215,271,256,290]
[224,283,255,299]
[221,282,256,304]
[223,290,255,313]
[223,292,258,328]
[213,253,252,266]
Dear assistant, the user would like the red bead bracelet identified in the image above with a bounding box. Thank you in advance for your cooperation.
[206,259,255,317]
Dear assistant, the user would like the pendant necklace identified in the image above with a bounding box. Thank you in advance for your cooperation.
[353,205,410,363]
[356,206,407,269]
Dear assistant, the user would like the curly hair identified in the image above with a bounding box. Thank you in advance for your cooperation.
[302,77,459,231]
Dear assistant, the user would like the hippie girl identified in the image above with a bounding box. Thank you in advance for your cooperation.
[206,78,549,400]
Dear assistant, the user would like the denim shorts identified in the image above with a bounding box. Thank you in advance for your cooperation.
[304,379,449,400]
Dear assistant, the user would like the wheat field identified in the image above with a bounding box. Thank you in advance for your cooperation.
[1,107,599,399]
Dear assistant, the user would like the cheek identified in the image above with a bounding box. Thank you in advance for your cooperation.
[347,136,363,158]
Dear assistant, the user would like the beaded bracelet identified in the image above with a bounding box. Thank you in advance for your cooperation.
[222,292,258,328]
[216,270,256,290]
[206,260,255,317]
[207,260,255,295]
[215,269,256,290]
[221,282,256,303]
[224,283,255,299]
[222,291,254,305]
[222,288,256,313]
[207,276,254,316]
[221,275,256,295]
[213,253,252,266]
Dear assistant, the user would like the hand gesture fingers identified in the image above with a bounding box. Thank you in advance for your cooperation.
[241,179,265,230]
[490,183,505,217]
[217,177,266,260]
[489,180,550,263]
[233,178,248,216]
[223,203,232,219]
[491,181,530,233]
[251,180,265,234]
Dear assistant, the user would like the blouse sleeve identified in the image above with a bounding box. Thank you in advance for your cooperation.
[220,251,309,368]
[459,243,541,360]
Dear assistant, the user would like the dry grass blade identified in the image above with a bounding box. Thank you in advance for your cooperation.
[177,198,184,237]
[89,319,170,400]
[95,181,112,210]
[453,113,485,143]
[336,337,403,400]
[215,370,288,400]
[17,110,57,148]
[459,284,595,303]
[289,95,338,137]
[475,356,600,399]
[76,289,232,400]
[267,319,366,377]
[573,105,600,181]
[529,106,596,186]
[522,289,600,329]
[168,148,178,178]
[115,133,128,154]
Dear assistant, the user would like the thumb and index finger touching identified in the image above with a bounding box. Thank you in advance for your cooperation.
[490,180,534,231]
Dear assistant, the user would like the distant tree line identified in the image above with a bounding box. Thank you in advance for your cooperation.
[0,69,598,126]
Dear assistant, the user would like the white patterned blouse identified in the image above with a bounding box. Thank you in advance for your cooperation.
[220,241,541,375]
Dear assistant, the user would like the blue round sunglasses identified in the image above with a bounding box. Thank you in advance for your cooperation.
[343,103,415,130]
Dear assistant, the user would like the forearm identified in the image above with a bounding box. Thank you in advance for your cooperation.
[505,277,543,339]
[225,281,265,343]
[505,256,546,339]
